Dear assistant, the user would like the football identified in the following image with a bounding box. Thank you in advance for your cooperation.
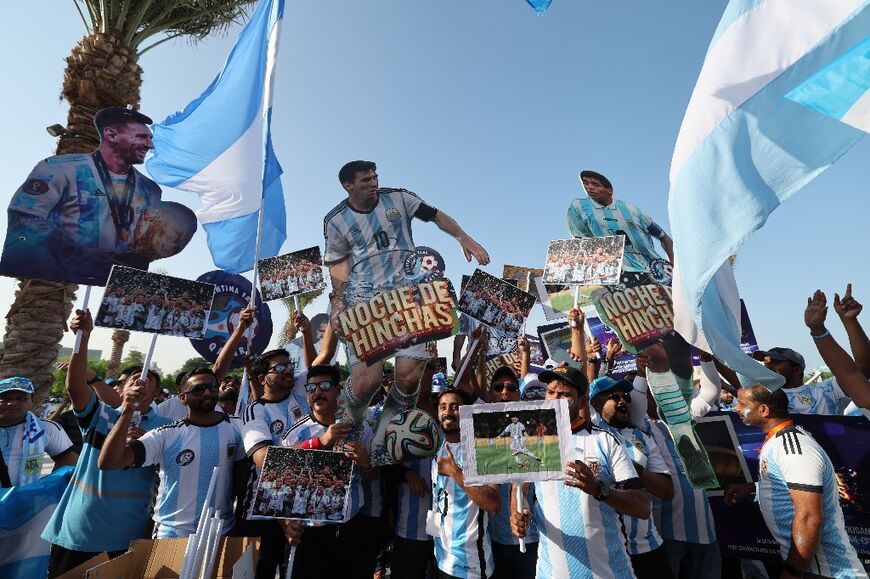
[383,409,442,463]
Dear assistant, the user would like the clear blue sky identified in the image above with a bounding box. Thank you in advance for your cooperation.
[3,1,869,375]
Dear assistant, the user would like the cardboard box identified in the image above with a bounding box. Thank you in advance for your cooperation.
[84,537,259,579]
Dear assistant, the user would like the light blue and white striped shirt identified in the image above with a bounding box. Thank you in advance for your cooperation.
[132,415,245,538]
[758,423,865,579]
[567,197,666,273]
[648,419,716,545]
[532,425,638,579]
[395,457,433,542]
[783,379,849,416]
[432,442,494,579]
[488,483,539,546]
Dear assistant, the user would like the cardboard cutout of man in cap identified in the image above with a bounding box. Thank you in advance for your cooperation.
[0,107,196,285]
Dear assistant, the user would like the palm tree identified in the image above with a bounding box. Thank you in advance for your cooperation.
[277,289,324,345]
[0,0,258,398]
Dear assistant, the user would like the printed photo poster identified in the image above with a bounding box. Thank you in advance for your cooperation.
[458,269,536,335]
[502,265,544,295]
[590,283,674,354]
[0,146,197,285]
[191,270,273,369]
[585,310,637,375]
[707,411,870,570]
[96,266,215,339]
[459,400,573,485]
[537,321,582,370]
[334,279,459,366]
[543,237,624,286]
[257,246,326,301]
[693,415,753,496]
[249,447,354,522]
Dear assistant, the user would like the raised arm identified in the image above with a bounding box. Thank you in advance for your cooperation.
[97,384,142,470]
[431,210,490,266]
[659,234,674,265]
[567,308,588,365]
[833,284,870,378]
[517,335,530,379]
[213,306,254,382]
[67,310,97,412]
[805,290,870,409]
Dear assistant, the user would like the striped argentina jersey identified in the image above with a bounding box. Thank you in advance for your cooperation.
[395,457,433,541]
[240,373,309,457]
[360,404,385,517]
[758,423,865,579]
[566,197,666,273]
[488,483,539,546]
[783,379,849,416]
[532,424,639,579]
[131,415,245,538]
[323,188,436,303]
[281,414,371,521]
[431,442,494,579]
[598,420,667,555]
[648,420,716,545]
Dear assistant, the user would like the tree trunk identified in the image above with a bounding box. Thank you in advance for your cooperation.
[106,329,130,378]
[0,31,142,400]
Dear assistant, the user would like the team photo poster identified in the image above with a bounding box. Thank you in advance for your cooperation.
[543,237,624,287]
[257,246,326,301]
[96,265,215,339]
[458,268,536,335]
[459,400,573,485]
[249,447,354,523]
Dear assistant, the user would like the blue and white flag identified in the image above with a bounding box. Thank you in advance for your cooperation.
[0,466,74,578]
[668,0,869,389]
[147,0,287,273]
[787,34,870,132]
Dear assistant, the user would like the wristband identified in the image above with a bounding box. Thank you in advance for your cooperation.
[781,560,802,577]
[301,436,322,450]
[810,330,830,340]
[86,376,102,386]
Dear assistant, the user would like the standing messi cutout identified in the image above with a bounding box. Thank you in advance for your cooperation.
[0,107,196,286]
[324,160,489,445]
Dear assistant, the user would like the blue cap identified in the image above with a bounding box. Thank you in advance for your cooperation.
[431,372,447,393]
[588,376,632,400]
[0,377,35,395]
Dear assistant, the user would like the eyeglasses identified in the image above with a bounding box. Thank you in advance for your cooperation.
[184,381,219,396]
[267,363,290,375]
[607,391,632,403]
[490,382,519,393]
[304,380,334,393]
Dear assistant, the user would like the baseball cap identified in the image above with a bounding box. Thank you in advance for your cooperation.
[588,376,632,400]
[752,347,805,369]
[490,366,519,385]
[538,366,588,396]
[521,376,546,400]
[0,377,34,395]
[431,372,447,393]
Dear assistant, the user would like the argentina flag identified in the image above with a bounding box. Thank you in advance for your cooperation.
[0,467,74,577]
[668,0,869,389]
[147,0,287,273]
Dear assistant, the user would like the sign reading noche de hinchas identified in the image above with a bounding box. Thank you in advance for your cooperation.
[590,284,674,354]
[337,280,459,365]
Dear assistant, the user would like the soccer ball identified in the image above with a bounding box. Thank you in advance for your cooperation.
[420,255,438,272]
[383,409,442,463]
[521,460,530,468]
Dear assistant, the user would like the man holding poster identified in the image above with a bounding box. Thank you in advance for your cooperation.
[567,170,673,274]
[324,160,489,432]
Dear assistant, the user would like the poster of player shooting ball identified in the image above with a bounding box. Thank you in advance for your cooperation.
[458,269,536,335]
[694,415,753,496]
[543,237,624,287]
[257,246,326,301]
[249,447,354,522]
[96,265,215,339]
[0,108,197,286]
[459,400,573,485]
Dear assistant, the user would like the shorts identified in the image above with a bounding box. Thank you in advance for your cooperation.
[347,341,430,367]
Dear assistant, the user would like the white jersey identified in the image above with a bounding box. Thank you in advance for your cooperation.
[431,442,494,579]
[532,424,639,579]
[395,457,433,541]
[324,188,436,303]
[240,375,308,456]
[292,487,312,514]
[132,415,245,538]
[783,379,850,415]
[758,423,865,578]
[0,418,73,486]
[144,305,166,331]
[500,422,528,451]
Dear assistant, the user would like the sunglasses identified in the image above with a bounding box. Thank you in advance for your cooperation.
[490,382,519,393]
[304,380,334,393]
[184,381,219,396]
[607,391,632,403]
[267,363,290,375]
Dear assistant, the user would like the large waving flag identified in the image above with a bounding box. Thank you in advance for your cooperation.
[147,0,287,273]
[0,467,74,577]
[668,1,869,389]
